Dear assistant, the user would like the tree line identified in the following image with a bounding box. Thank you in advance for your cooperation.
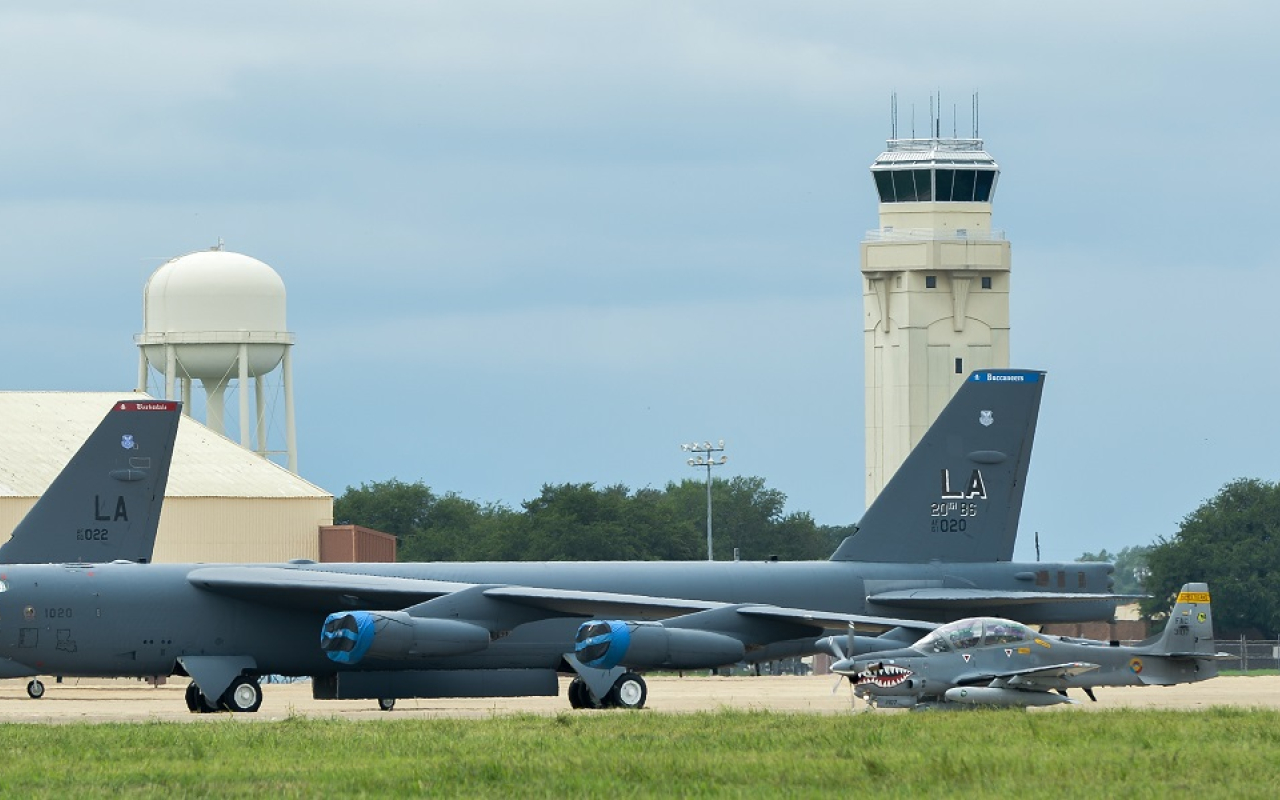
[334,477,855,564]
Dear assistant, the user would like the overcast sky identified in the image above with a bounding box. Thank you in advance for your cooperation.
[2,2,1276,563]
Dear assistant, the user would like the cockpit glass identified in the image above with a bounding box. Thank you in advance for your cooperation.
[983,620,1033,646]
[914,618,1035,653]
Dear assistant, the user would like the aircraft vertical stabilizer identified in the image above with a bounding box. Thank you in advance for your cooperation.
[1141,582,1217,657]
[831,370,1044,563]
[0,400,181,564]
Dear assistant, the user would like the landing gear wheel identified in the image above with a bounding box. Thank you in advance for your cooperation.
[27,679,45,699]
[568,677,601,709]
[378,698,396,711]
[185,682,219,714]
[606,672,647,710]
[220,677,263,713]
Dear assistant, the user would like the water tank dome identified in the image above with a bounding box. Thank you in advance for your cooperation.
[140,250,291,379]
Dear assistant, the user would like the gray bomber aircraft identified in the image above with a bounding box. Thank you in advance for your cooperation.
[831,582,1226,710]
[0,398,181,698]
[0,370,1128,713]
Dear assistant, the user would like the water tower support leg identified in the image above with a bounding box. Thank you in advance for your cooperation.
[283,346,298,474]
[255,376,267,456]
[239,344,251,449]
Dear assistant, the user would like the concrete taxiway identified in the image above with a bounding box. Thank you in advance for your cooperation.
[1,675,1277,723]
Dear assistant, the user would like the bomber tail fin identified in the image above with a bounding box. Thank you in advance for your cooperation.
[1143,583,1217,657]
[830,370,1044,563]
[0,400,181,564]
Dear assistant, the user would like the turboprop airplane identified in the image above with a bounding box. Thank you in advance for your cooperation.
[0,398,181,699]
[0,370,1128,714]
[830,582,1226,710]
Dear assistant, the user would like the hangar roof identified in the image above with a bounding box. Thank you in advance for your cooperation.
[0,392,329,499]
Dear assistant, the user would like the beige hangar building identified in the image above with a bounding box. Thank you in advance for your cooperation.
[0,249,393,563]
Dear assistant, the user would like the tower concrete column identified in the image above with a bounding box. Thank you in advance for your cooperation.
[861,136,1011,505]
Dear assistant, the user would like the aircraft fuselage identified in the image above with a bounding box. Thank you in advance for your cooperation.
[0,558,1116,681]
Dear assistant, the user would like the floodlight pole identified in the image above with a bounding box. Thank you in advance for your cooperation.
[681,440,727,561]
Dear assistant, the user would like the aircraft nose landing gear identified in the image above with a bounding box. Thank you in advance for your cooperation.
[26,679,44,699]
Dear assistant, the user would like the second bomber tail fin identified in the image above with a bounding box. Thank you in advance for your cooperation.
[831,370,1044,563]
[0,400,181,565]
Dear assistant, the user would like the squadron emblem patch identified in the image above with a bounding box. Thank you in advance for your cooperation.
[979,410,994,427]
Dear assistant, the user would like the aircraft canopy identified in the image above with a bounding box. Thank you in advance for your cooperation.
[914,617,1037,653]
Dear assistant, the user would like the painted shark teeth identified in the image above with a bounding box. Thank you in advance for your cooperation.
[854,662,913,688]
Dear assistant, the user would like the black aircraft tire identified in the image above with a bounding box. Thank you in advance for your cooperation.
[606,672,647,710]
[220,677,263,713]
[378,698,396,711]
[186,683,220,714]
[27,679,45,700]
[567,677,588,709]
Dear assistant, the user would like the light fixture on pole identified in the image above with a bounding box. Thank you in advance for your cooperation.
[681,440,727,561]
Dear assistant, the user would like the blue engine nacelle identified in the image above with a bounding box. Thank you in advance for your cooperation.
[575,620,746,670]
[321,611,491,665]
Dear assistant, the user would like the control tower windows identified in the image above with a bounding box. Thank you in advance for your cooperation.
[875,168,997,203]
[874,169,932,202]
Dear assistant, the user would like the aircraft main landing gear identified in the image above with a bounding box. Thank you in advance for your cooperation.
[378,698,396,711]
[27,679,44,699]
[568,672,647,710]
[567,677,598,709]
[184,677,263,713]
[606,672,647,710]
[185,682,219,713]
[221,677,263,713]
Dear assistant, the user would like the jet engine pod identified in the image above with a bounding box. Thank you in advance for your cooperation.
[575,620,746,670]
[321,611,491,665]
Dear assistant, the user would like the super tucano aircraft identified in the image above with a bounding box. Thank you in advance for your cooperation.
[831,582,1226,710]
[0,370,1128,713]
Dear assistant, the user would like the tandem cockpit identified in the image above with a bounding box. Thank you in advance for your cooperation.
[912,617,1038,654]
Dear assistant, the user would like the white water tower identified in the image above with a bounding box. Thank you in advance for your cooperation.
[135,245,298,472]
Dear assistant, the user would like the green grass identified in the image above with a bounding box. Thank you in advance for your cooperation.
[0,709,1277,797]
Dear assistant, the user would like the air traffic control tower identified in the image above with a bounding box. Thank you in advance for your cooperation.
[861,135,1010,505]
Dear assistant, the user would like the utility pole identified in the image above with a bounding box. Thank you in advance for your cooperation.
[681,440,727,561]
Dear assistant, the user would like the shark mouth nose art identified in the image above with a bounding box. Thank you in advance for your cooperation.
[854,662,913,688]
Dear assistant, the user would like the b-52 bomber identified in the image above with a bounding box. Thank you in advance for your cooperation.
[0,398,181,699]
[831,582,1226,710]
[0,370,1129,713]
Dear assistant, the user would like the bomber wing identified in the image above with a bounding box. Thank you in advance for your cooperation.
[188,566,935,636]
[187,566,476,610]
[868,588,1139,609]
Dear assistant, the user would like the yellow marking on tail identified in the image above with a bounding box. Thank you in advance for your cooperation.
[1177,591,1211,604]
